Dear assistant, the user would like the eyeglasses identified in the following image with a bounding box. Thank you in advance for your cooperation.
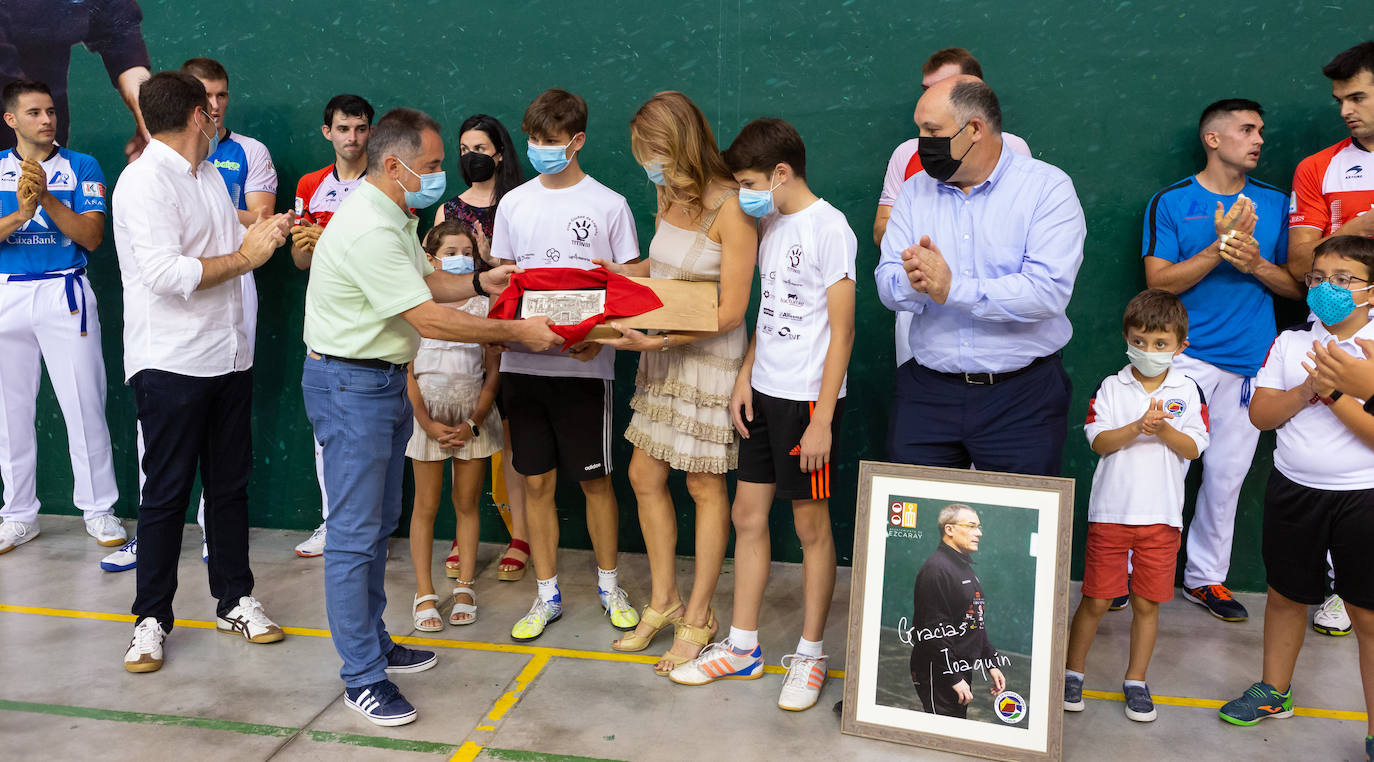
[1305,272,1372,289]
[951,522,981,530]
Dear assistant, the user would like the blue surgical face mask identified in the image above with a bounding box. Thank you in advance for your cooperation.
[527,137,577,175]
[198,108,220,157]
[396,158,446,209]
[439,255,475,275]
[738,175,782,218]
[1307,281,1371,326]
[643,163,666,186]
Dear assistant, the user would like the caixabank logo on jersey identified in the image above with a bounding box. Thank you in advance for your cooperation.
[886,496,922,539]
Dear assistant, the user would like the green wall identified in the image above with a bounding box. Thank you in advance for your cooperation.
[21,2,1372,590]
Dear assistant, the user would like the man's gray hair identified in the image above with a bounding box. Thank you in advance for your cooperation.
[948,79,1002,134]
[937,503,977,534]
[366,107,441,174]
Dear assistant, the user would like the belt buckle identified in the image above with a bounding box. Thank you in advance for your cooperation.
[963,372,993,385]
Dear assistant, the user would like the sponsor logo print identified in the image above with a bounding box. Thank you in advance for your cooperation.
[1164,398,1186,415]
[888,501,918,528]
[584,463,602,471]
[781,292,804,306]
[1347,164,1364,179]
[568,216,597,246]
[995,691,1027,724]
[787,244,803,269]
[325,189,338,199]
[777,325,800,340]
[49,170,69,185]
[0,170,16,180]
[761,307,774,317]
[544,248,561,263]
[779,310,804,322]
[213,159,242,171]
[82,181,105,197]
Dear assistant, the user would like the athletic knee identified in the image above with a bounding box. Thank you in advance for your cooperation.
[793,505,833,549]
[732,502,769,538]
[684,471,724,502]
[523,471,557,500]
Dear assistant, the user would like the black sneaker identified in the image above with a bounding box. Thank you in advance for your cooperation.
[344,679,417,726]
[384,644,437,674]
[1064,673,1085,712]
[1108,594,1130,611]
[1123,683,1156,722]
[1183,585,1248,621]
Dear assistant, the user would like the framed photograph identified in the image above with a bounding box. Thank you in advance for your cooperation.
[841,461,1075,761]
[517,288,606,325]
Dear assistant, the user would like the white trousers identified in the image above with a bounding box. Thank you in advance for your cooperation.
[132,274,329,526]
[1174,354,1262,589]
[0,275,117,524]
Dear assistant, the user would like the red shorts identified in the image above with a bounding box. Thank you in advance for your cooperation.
[1081,522,1181,603]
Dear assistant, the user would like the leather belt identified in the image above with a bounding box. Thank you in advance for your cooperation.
[922,354,1056,385]
[307,351,407,372]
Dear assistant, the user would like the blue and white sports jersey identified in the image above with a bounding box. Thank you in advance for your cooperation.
[0,147,106,274]
[208,131,277,211]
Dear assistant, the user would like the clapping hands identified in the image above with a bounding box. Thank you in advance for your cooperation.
[1137,399,1174,436]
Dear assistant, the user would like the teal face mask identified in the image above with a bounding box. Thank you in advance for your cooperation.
[198,108,220,158]
[643,163,666,186]
[528,139,575,175]
[738,175,782,218]
[440,255,475,275]
[396,158,446,209]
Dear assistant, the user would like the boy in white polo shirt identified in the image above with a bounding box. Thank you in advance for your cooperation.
[669,118,856,713]
[1219,236,1374,760]
[1063,289,1210,723]
[491,88,641,642]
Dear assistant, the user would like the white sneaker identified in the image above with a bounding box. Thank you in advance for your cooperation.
[778,653,828,711]
[0,519,39,554]
[217,596,285,643]
[1313,594,1352,636]
[124,618,166,673]
[85,514,127,547]
[295,522,327,557]
[100,537,138,572]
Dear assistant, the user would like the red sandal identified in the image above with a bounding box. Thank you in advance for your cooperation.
[497,538,530,582]
[444,539,463,579]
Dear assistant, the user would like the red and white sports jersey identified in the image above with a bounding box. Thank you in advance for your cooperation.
[1289,138,1374,234]
[294,164,365,227]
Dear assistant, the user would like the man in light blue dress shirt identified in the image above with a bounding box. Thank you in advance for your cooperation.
[875,76,1086,476]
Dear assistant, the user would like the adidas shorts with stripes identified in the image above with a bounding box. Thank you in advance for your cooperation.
[500,372,613,480]
[737,389,843,501]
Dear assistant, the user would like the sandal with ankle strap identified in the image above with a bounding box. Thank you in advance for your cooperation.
[450,582,477,626]
[412,594,443,632]
[611,602,684,653]
[444,540,463,579]
[654,608,717,676]
[497,538,530,582]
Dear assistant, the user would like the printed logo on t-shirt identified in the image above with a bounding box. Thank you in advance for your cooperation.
[213,159,242,172]
[1184,199,1207,221]
[1349,165,1365,179]
[48,170,71,186]
[761,306,774,317]
[1289,192,1299,215]
[777,325,800,340]
[1164,398,1186,416]
[787,244,803,271]
[568,216,597,246]
[781,292,804,307]
[779,310,804,322]
[82,181,104,197]
[544,248,561,263]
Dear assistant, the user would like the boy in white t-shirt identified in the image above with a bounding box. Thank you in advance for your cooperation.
[1219,236,1374,760]
[1063,289,1209,723]
[669,118,856,712]
[490,89,641,642]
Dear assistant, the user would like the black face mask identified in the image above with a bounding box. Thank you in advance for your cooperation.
[917,122,973,182]
[459,151,496,184]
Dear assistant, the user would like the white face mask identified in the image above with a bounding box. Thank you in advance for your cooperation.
[1125,345,1174,377]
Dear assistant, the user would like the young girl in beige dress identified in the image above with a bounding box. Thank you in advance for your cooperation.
[595,91,758,674]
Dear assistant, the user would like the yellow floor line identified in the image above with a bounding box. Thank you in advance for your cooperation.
[449,653,551,762]
[5,603,1365,723]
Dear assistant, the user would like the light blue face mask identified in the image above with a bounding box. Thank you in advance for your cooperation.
[198,108,220,157]
[528,138,576,175]
[396,158,446,209]
[738,175,782,218]
[440,255,475,275]
[643,163,666,186]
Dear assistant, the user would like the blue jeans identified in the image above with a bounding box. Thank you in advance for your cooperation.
[301,354,411,688]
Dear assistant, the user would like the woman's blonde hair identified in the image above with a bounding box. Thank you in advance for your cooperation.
[629,91,732,214]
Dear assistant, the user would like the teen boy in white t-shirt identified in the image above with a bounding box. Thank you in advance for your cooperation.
[670,118,856,712]
[490,88,641,642]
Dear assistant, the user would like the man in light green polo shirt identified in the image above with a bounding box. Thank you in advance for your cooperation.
[301,107,558,728]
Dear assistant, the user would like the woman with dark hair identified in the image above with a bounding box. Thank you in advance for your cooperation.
[435,114,524,264]
[433,113,531,585]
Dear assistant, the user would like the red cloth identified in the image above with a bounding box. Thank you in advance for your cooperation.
[489,267,663,349]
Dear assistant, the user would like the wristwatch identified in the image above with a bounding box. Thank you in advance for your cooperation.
[465,418,480,437]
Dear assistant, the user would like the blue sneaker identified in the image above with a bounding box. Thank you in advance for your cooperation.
[344,679,416,726]
[1123,682,1156,722]
[384,644,437,674]
[1064,673,1084,712]
[1219,681,1293,726]
[100,537,138,572]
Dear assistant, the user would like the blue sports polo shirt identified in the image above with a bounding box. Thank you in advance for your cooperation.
[0,146,106,274]
[1141,176,1289,376]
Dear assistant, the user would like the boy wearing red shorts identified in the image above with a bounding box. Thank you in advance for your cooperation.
[1063,289,1210,722]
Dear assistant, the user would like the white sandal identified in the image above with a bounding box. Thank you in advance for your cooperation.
[412,594,443,632]
[450,582,477,626]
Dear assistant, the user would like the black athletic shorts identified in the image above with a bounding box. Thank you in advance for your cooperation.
[1262,468,1374,610]
[500,372,612,480]
[737,390,843,501]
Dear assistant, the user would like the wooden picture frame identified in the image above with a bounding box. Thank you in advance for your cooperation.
[841,461,1075,761]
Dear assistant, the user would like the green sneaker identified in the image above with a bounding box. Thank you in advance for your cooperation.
[1219,681,1293,726]
[599,586,640,631]
[511,594,561,642]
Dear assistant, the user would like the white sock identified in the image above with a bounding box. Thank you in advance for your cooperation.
[729,626,758,652]
[795,636,824,659]
[1066,669,1085,681]
[1123,679,1147,688]
[537,575,560,603]
[596,566,618,594]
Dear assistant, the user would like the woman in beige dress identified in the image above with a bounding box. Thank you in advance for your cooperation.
[595,91,758,674]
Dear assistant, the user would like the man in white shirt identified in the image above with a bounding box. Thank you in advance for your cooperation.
[112,70,291,674]
[872,48,1033,367]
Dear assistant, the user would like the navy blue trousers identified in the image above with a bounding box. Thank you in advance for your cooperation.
[887,356,1072,477]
